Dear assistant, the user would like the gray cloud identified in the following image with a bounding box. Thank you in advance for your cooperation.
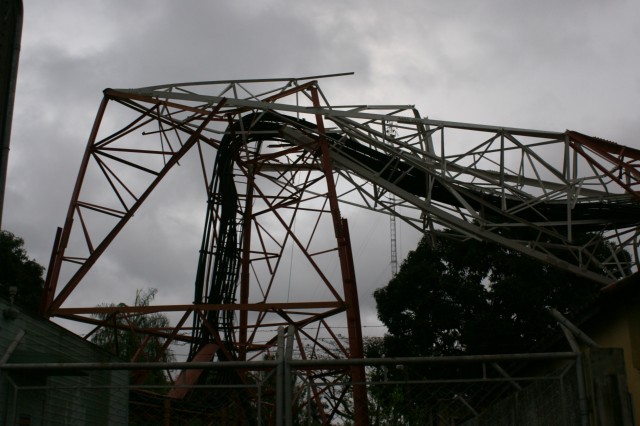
[4,0,640,338]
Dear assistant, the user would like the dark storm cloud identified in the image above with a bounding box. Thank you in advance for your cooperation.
[3,0,640,336]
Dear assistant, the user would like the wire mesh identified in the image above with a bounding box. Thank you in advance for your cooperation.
[1,355,586,425]
[2,371,129,425]
[298,359,582,426]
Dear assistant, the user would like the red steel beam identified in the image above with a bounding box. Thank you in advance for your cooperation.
[568,131,640,199]
[53,301,344,316]
[310,86,370,426]
[46,99,227,314]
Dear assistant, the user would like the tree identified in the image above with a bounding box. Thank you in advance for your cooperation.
[368,230,606,424]
[0,230,44,312]
[373,230,603,358]
[90,288,174,385]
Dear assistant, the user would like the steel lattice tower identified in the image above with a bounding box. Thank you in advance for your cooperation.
[41,74,640,424]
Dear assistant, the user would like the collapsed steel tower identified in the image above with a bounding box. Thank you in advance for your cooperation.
[41,74,640,423]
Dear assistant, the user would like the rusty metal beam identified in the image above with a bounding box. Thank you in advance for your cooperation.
[54,301,344,316]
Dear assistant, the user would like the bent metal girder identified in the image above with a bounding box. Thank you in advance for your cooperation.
[42,75,640,421]
[43,74,369,424]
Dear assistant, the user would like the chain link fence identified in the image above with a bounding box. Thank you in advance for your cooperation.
[361,360,581,425]
[2,369,128,425]
[294,353,585,426]
[3,349,613,425]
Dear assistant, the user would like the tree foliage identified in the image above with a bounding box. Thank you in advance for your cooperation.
[366,231,608,424]
[372,230,603,358]
[0,230,44,312]
[90,288,174,385]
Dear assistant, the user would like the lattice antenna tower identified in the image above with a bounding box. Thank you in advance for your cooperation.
[385,124,399,276]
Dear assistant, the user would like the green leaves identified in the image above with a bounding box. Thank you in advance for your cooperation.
[0,230,44,312]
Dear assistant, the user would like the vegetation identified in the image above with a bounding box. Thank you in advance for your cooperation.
[364,229,608,424]
[0,230,44,312]
[371,230,603,358]
[90,288,174,385]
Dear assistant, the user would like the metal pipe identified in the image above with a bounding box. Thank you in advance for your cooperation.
[290,352,578,368]
[0,351,578,372]
[456,394,479,416]
[0,359,279,371]
[491,362,522,391]
[560,324,591,426]
[0,329,24,364]
[548,308,598,348]
[134,71,354,92]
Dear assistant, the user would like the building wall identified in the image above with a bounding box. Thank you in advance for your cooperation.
[0,298,129,425]
[585,303,640,425]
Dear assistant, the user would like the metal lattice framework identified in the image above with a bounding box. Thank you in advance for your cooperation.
[41,74,640,423]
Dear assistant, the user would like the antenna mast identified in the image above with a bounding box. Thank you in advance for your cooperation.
[386,124,398,277]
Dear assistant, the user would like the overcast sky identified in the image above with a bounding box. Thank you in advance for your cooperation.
[4,0,640,341]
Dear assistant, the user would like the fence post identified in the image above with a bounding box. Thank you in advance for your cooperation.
[163,398,171,426]
[276,327,285,426]
[3,374,19,426]
[559,324,591,426]
[257,377,262,425]
[552,308,597,426]
[284,325,295,426]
